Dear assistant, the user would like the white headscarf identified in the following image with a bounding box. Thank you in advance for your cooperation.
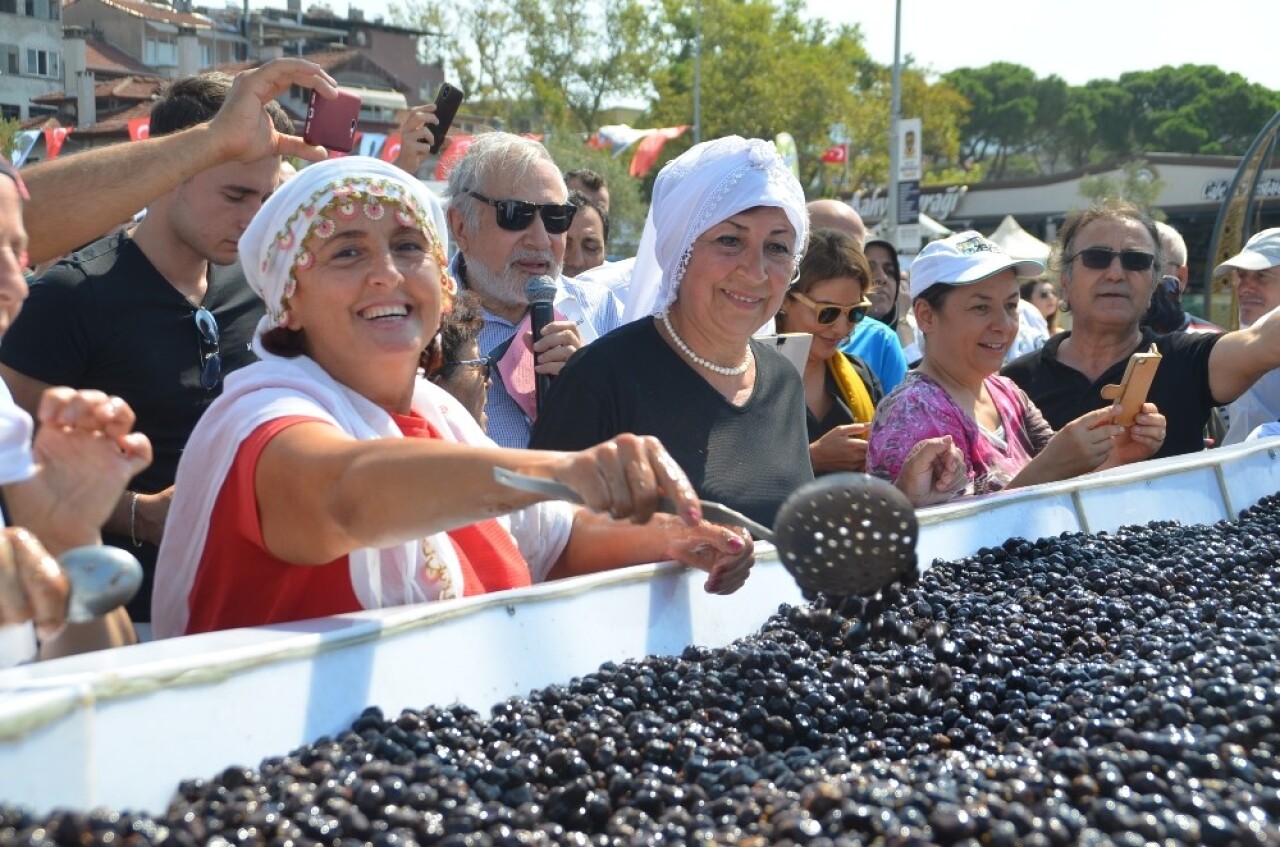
[238,156,452,345]
[622,136,808,322]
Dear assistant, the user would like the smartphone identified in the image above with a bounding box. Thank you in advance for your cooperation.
[429,82,465,155]
[303,89,361,153]
[1100,344,1162,426]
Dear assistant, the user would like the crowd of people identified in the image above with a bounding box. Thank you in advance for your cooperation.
[2,57,1280,666]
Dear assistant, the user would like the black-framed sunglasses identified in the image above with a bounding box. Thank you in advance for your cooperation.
[788,290,872,326]
[468,191,577,235]
[1068,247,1156,272]
[193,307,221,391]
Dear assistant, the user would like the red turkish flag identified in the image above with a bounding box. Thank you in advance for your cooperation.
[380,133,402,163]
[629,126,689,178]
[821,144,847,164]
[43,127,70,158]
[127,118,150,141]
[434,134,475,180]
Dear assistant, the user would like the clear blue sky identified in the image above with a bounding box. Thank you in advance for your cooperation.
[810,0,1280,91]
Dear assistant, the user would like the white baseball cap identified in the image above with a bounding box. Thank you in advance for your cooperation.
[1213,228,1280,276]
[909,231,1045,300]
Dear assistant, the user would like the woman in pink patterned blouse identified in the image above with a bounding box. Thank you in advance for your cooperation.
[867,232,1166,497]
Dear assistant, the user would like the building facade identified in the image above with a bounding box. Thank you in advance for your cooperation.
[0,0,64,120]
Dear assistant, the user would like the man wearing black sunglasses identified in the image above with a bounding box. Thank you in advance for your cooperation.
[445,132,623,449]
[0,73,290,624]
[1003,203,1280,460]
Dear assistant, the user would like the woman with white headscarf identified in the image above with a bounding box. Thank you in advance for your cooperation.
[151,157,754,639]
[528,137,815,526]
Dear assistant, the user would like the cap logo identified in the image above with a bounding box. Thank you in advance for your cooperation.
[955,235,999,255]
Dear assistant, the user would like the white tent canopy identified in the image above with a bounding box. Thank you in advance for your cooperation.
[988,214,1051,262]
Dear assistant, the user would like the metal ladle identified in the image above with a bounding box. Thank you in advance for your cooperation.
[494,468,918,598]
[59,546,144,623]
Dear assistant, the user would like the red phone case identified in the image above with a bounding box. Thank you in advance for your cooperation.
[304,90,361,153]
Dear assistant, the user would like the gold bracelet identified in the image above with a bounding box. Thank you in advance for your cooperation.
[129,492,143,548]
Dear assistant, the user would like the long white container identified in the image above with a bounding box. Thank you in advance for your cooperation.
[2,440,1279,813]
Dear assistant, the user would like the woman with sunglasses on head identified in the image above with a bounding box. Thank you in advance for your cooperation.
[773,229,883,474]
[151,157,755,639]
[867,231,1167,497]
[1002,199,1280,459]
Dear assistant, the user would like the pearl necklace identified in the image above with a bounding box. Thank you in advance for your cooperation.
[660,312,752,376]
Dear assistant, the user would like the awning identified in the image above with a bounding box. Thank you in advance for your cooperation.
[338,85,408,112]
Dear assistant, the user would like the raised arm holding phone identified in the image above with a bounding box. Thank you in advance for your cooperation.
[21,58,339,263]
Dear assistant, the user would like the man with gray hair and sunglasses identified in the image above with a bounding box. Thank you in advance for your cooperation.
[446,132,622,448]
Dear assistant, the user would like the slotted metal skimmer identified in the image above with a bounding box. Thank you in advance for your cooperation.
[493,468,917,598]
[773,472,918,598]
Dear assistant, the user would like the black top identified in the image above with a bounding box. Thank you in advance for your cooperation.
[530,318,814,527]
[1001,327,1221,459]
[0,231,264,619]
[807,352,884,444]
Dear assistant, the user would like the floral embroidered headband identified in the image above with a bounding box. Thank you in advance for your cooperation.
[240,158,455,332]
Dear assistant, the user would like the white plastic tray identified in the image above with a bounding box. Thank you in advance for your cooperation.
[2,439,1279,812]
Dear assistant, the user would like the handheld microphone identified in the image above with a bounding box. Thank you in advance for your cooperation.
[525,275,558,416]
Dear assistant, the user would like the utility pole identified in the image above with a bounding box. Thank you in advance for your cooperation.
[886,0,902,249]
[693,0,702,144]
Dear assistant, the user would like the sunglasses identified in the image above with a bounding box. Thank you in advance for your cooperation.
[438,356,492,381]
[1069,247,1155,272]
[193,307,221,391]
[788,290,872,326]
[468,191,576,235]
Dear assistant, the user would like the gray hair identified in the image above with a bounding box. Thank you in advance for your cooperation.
[1155,220,1188,268]
[445,132,564,234]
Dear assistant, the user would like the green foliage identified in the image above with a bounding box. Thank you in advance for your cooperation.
[0,118,20,164]
[542,135,647,256]
[945,62,1280,178]
[1078,160,1166,216]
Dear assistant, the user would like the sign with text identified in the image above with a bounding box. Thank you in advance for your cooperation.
[896,118,922,252]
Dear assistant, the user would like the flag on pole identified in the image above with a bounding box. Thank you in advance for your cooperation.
[43,127,71,159]
[821,144,847,164]
[629,126,689,178]
[127,118,150,141]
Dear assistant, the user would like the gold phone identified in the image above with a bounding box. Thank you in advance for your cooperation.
[1099,344,1162,426]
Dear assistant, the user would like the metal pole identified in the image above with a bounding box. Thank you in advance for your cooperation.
[693,0,702,144]
[886,0,902,248]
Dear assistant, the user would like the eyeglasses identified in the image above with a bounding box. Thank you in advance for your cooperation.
[468,191,576,235]
[1068,247,1156,272]
[438,355,492,381]
[193,307,221,391]
[787,290,872,326]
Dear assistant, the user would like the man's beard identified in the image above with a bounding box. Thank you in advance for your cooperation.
[466,249,562,313]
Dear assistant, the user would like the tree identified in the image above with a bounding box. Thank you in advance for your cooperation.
[1078,159,1166,215]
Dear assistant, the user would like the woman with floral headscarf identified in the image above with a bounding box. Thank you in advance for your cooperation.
[151,157,754,639]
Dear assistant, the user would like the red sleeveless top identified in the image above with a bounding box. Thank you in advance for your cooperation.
[183,413,530,635]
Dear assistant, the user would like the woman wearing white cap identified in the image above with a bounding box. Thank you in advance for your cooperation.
[151,157,755,639]
[1004,201,1280,457]
[867,230,1167,496]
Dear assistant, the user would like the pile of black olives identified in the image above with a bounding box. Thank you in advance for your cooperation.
[7,496,1280,846]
